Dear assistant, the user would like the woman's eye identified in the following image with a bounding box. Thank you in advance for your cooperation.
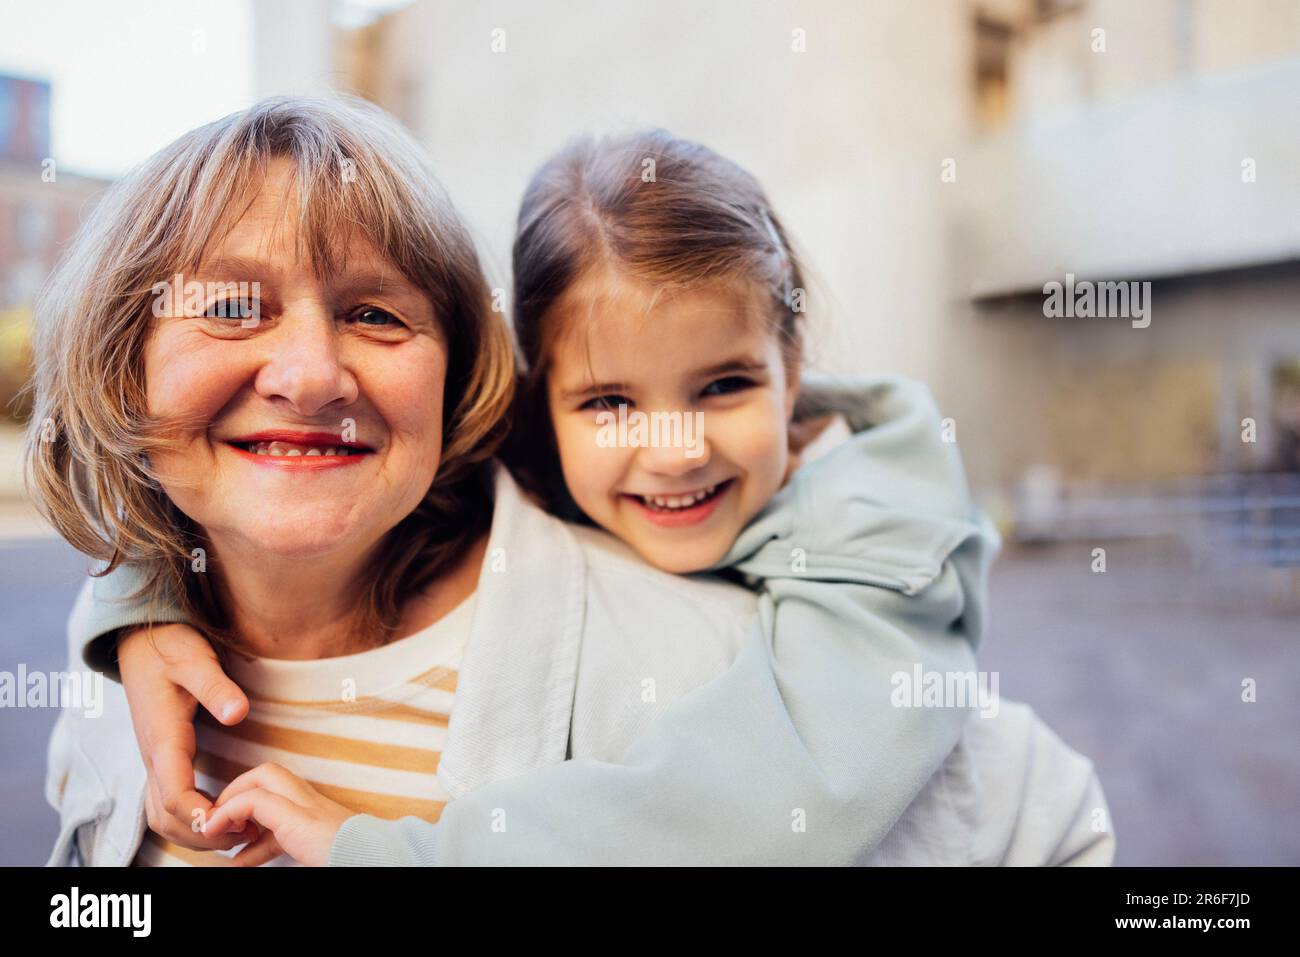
[580,395,631,412]
[351,306,404,327]
[203,298,259,321]
[701,376,755,397]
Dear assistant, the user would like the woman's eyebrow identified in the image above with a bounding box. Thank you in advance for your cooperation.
[333,270,422,298]
[191,255,275,279]
[190,258,422,301]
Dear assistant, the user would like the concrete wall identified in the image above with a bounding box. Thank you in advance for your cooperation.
[348,0,975,391]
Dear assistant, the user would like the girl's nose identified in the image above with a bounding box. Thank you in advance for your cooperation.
[254,309,359,415]
[635,420,712,476]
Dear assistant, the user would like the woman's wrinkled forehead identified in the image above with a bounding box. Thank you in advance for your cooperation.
[192,158,370,279]
[178,158,433,322]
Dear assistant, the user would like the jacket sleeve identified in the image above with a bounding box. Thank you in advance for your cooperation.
[67,565,190,682]
[46,584,119,866]
[329,542,985,866]
[1004,709,1116,866]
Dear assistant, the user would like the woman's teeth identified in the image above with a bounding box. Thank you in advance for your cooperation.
[244,441,358,457]
[637,484,720,511]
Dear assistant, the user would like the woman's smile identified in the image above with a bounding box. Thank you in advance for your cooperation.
[223,430,376,470]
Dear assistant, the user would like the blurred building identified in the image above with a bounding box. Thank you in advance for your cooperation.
[329,2,1300,499]
[0,73,109,423]
[947,0,1300,563]
[953,0,1300,485]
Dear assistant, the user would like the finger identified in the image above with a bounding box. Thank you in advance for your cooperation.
[148,779,250,851]
[148,742,251,851]
[230,829,285,868]
[170,657,249,726]
[151,723,198,812]
[214,763,310,807]
[150,728,231,848]
[211,765,277,808]
[121,624,249,726]
[203,789,300,837]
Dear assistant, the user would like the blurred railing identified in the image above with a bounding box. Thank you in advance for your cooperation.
[1011,471,1300,566]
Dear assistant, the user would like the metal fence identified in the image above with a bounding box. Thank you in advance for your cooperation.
[1011,472,1300,566]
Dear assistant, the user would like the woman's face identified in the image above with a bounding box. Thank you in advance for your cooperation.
[144,159,447,564]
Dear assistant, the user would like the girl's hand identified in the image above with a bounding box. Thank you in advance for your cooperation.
[117,624,256,852]
[202,763,354,867]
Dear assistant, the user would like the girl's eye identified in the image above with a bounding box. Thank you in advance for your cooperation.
[701,376,755,397]
[580,395,631,412]
[351,306,404,327]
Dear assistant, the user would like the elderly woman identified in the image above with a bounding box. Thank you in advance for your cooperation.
[29,97,1110,867]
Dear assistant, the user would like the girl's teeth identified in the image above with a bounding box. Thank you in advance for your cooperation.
[305,448,321,456]
[641,484,720,510]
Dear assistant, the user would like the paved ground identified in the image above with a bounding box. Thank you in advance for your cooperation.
[980,538,1300,865]
[0,536,90,866]
[1,533,1296,865]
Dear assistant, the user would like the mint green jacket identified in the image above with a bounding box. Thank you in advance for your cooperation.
[46,377,1113,866]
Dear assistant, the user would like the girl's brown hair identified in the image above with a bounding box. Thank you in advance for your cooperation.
[505,129,806,512]
[24,95,515,651]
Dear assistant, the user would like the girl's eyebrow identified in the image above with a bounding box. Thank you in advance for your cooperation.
[691,356,769,378]
[560,380,633,401]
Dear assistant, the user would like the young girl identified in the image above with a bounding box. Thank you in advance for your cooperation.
[65,128,1005,866]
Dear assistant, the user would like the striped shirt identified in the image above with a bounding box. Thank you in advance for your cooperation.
[132,593,476,867]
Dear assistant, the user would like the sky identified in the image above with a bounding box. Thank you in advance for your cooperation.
[0,0,256,179]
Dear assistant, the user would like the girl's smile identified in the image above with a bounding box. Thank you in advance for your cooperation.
[621,478,734,527]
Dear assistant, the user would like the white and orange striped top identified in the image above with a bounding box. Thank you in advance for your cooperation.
[132,593,476,867]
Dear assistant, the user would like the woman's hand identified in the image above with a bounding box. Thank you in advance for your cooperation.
[117,623,255,851]
[202,763,353,867]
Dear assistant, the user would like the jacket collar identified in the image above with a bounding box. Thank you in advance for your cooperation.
[435,465,587,799]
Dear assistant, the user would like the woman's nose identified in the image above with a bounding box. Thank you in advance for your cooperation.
[254,311,359,415]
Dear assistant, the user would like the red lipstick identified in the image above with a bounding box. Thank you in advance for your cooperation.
[223,430,374,470]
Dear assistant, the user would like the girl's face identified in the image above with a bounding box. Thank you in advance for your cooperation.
[144,159,447,566]
[547,268,798,573]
